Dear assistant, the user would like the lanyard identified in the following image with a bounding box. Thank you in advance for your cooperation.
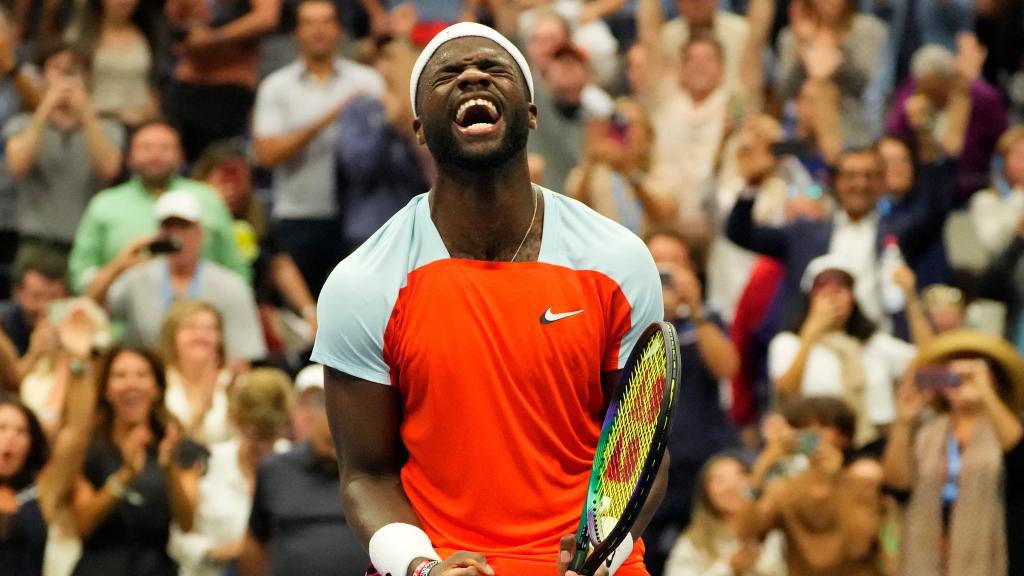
[160,259,204,311]
[942,434,962,505]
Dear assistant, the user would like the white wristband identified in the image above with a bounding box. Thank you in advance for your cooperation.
[369,523,441,576]
[605,533,634,575]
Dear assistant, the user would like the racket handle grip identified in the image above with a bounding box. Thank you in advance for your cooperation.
[568,548,590,574]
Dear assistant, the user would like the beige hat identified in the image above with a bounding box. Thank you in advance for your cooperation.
[914,330,1024,411]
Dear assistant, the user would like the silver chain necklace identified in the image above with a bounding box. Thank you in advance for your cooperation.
[510,186,539,263]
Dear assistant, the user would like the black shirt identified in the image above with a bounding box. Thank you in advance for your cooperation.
[249,442,368,576]
[0,300,32,356]
[72,440,177,576]
[0,485,46,576]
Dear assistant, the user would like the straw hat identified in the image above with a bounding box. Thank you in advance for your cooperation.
[914,330,1024,410]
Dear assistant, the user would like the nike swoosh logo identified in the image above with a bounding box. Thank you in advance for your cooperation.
[540,307,584,324]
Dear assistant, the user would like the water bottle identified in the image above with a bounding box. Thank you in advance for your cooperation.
[880,234,905,314]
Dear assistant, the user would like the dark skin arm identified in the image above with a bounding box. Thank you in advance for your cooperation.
[326,367,663,576]
[325,368,493,575]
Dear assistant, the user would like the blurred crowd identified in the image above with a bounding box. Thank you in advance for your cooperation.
[1,0,1024,575]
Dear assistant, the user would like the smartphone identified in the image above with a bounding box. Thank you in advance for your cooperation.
[915,366,961,391]
[148,237,182,254]
[771,140,814,158]
[796,430,820,455]
[174,439,210,471]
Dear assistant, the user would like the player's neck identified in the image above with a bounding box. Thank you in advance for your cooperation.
[431,159,539,261]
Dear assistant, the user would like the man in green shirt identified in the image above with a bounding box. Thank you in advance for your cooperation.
[68,120,249,293]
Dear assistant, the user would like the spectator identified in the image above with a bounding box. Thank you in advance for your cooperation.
[0,304,102,576]
[566,98,674,235]
[656,0,749,90]
[69,346,198,576]
[727,146,954,331]
[786,76,845,170]
[0,5,41,298]
[0,257,66,358]
[4,43,124,265]
[191,142,318,352]
[523,8,572,77]
[709,114,821,322]
[253,0,385,296]
[64,0,162,127]
[238,368,369,575]
[886,38,1005,203]
[739,396,887,575]
[19,298,111,438]
[768,255,924,446]
[969,125,1024,265]
[663,454,786,576]
[507,3,621,88]
[876,135,953,289]
[883,331,1024,576]
[158,300,235,446]
[637,2,736,228]
[169,368,293,576]
[86,191,267,363]
[977,220,1024,356]
[921,285,966,334]
[865,0,973,90]
[775,0,886,150]
[163,0,281,160]
[69,120,249,295]
[974,0,1024,120]
[336,36,429,248]
[643,228,740,575]
[527,41,601,194]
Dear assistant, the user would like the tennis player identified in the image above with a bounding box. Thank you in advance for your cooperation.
[312,22,665,576]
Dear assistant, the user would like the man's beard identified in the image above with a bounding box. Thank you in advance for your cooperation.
[422,104,530,171]
[139,169,176,190]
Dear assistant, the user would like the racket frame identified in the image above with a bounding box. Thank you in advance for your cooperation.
[569,321,681,574]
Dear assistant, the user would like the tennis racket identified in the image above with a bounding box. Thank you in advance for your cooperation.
[568,321,680,575]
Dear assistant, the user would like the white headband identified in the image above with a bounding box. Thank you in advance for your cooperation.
[409,22,534,116]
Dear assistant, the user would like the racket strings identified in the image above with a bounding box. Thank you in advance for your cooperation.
[592,332,668,541]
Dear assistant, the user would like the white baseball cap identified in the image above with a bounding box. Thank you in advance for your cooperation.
[295,364,325,395]
[800,254,857,293]
[154,191,202,224]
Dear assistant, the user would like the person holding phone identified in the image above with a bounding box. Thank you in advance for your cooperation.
[739,395,887,576]
[566,99,675,236]
[68,120,249,296]
[643,229,740,575]
[3,43,124,267]
[768,254,922,447]
[882,331,1024,576]
[85,191,266,368]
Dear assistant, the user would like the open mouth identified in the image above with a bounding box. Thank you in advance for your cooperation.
[454,97,502,135]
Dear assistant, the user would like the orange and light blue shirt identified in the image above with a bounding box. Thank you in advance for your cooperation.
[312,187,662,575]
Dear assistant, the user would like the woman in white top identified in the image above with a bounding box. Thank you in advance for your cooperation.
[665,454,786,576]
[969,125,1024,265]
[65,0,160,126]
[169,368,293,576]
[769,255,922,446]
[160,300,235,447]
